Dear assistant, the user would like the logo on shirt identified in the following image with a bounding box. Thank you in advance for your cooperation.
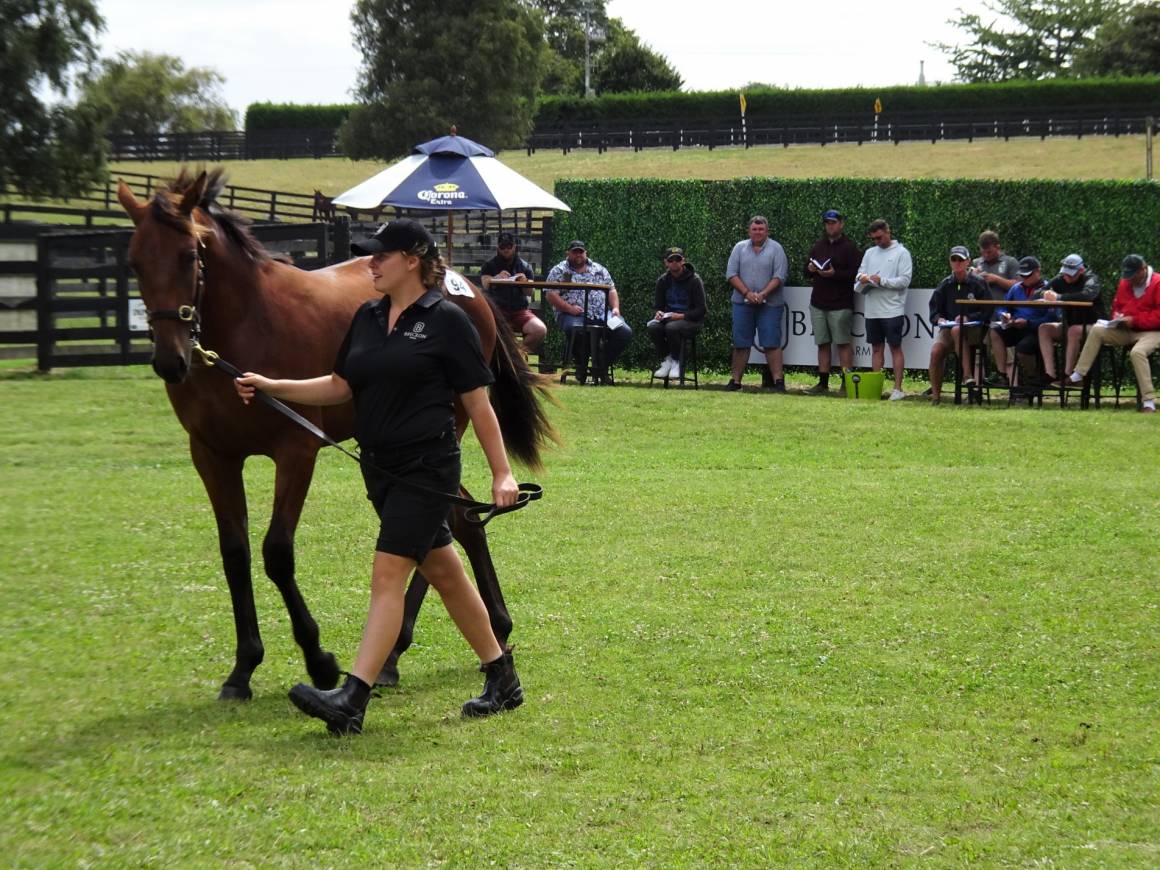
[404,320,428,341]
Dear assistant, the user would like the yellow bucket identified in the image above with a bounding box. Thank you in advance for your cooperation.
[844,370,885,401]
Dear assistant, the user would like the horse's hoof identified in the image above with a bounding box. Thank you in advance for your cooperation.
[218,683,253,702]
[308,651,341,690]
[375,660,399,688]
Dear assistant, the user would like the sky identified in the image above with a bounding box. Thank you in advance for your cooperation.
[92,0,972,121]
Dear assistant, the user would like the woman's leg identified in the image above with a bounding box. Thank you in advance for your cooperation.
[349,551,417,685]
[419,544,504,663]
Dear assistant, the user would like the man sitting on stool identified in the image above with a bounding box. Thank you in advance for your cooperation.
[1039,253,1102,386]
[986,256,1053,387]
[480,232,546,353]
[649,246,706,379]
[1068,253,1160,413]
[928,245,990,404]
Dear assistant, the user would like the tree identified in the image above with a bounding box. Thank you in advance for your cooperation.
[0,0,106,197]
[535,0,682,95]
[933,0,1125,81]
[594,20,682,94]
[80,51,238,136]
[342,0,545,159]
[1075,2,1160,75]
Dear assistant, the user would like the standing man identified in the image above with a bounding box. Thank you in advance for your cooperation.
[1039,253,1103,385]
[1068,254,1160,413]
[725,215,789,392]
[480,232,546,353]
[855,219,913,400]
[545,240,633,384]
[971,230,1021,295]
[649,246,706,379]
[986,256,1054,386]
[928,245,990,404]
[805,209,861,394]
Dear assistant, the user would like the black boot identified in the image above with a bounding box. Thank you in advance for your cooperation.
[289,673,371,735]
[461,651,524,718]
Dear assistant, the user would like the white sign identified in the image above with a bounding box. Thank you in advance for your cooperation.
[127,298,149,333]
[747,286,938,370]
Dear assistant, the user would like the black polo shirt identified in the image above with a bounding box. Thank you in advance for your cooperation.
[334,288,494,450]
[481,254,535,311]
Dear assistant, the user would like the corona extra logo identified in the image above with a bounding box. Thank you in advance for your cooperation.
[433,183,459,192]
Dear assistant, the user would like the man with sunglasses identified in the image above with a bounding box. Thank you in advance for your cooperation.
[648,246,706,379]
[480,232,546,353]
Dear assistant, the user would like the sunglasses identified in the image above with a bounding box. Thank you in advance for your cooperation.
[665,255,684,263]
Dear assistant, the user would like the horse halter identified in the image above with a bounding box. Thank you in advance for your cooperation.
[144,238,207,346]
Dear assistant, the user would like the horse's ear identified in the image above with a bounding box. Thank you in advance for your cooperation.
[179,171,208,215]
[117,179,145,225]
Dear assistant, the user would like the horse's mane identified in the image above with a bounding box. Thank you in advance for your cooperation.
[150,168,270,264]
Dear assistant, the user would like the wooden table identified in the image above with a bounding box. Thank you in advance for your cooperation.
[951,298,1093,405]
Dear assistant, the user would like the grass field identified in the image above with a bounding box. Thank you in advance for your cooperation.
[1,366,1157,866]
[101,135,1152,200]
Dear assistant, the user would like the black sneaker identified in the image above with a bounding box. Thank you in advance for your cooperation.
[289,677,369,735]
[986,373,1010,387]
[772,380,787,393]
[806,382,829,395]
[725,380,742,392]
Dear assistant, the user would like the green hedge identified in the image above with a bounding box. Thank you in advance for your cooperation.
[244,102,355,132]
[535,77,1160,123]
[548,177,1160,372]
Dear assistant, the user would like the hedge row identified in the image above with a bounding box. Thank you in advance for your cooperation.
[548,177,1160,372]
[536,77,1160,124]
[245,102,354,132]
[244,77,1160,133]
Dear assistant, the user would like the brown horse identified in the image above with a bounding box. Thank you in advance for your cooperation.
[118,169,554,699]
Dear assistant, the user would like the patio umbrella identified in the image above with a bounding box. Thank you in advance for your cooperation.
[332,132,570,264]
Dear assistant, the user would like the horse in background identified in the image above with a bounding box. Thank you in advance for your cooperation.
[118,169,554,699]
[312,189,336,222]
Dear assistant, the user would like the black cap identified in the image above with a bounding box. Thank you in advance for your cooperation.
[567,239,586,251]
[1121,253,1146,278]
[1018,255,1041,277]
[351,219,438,258]
[822,209,842,222]
[497,231,516,247]
[663,246,685,260]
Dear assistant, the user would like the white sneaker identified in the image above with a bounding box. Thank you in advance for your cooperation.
[653,357,674,378]
[671,358,683,380]
[889,389,905,401]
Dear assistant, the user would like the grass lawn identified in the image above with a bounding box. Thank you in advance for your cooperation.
[0,365,1156,866]
[99,135,1152,201]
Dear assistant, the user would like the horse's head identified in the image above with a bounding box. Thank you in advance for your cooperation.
[118,171,210,384]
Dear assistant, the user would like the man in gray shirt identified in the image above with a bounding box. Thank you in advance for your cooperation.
[725,215,789,391]
[971,229,1020,295]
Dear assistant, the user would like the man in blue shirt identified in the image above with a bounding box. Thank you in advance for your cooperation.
[725,215,789,391]
[987,256,1054,386]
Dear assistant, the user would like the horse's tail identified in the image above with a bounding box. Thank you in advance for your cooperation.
[486,296,559,474]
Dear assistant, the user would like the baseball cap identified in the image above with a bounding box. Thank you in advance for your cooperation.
[1018,255,1041,276]
[822,209,843,222]
[1121,253,1145,278]
[351,219,437,258]
[663,246,685,260]
[949,245,970,260]
[1059,253,1084,276]
[497,231,516,247]
[567,239,587,252]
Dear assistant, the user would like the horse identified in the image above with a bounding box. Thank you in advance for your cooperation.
[311,189,336,222]
[117,169,554,699]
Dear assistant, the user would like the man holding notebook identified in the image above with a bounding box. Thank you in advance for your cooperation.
[805,209,862,393]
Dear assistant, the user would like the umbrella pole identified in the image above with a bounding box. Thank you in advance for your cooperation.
[446,210,454,267]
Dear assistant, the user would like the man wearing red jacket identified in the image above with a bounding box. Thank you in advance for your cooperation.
[1068,254,1160,413]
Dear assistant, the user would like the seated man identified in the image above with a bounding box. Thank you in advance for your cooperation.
[1038,253,1103,386]
[1068,253,1160,413]
[648,246,706,379]
[545,240,633,384]
[927,245,990,404]
[480,232,546,352]
[986,256,1054,386]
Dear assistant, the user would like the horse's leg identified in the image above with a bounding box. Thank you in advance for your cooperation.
[450,497,513,647]
[189,440,262,701]
[377,571,430,688]
[264,445,341,691]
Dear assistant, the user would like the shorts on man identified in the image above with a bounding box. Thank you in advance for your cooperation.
[732,302,785,349]
[809,305,853,346]
[866,315,905,347]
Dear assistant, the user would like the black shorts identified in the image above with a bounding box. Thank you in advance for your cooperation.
[866,315,904,347]
[360,430,460,563]
[994,325,1038,354]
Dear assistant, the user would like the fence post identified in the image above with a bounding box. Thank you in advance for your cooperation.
[35,236,52,373]
[1147,116,1154,181]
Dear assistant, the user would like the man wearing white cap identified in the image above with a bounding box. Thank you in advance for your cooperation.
[1039,254,1103,386]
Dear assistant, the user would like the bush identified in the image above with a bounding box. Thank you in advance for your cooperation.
[244,102,355,132]
[549,177,1160,371]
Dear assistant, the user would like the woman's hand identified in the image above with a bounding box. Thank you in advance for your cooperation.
[492,471,519,508]
[234,372,273,405]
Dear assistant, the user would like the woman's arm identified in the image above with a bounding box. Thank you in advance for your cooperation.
[459,387,518,507]
[234,372,352,406]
